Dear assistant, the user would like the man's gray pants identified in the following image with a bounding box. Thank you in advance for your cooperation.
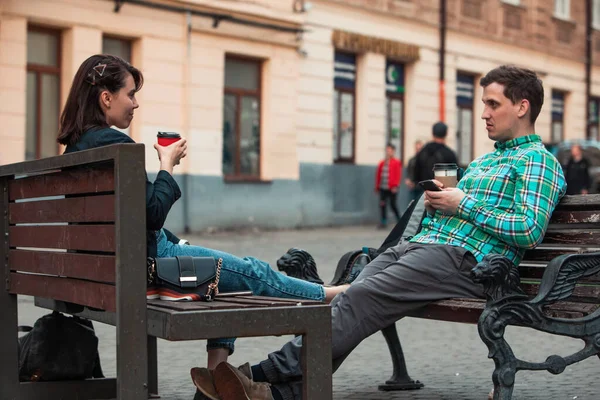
[259,240,485,400]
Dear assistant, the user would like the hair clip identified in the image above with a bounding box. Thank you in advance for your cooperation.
[93,63,107,77]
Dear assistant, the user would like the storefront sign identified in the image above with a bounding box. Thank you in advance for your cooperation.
[385,61,404,93]
[334,52,356,90]
[332,30,420,62]
[456,73,475,107]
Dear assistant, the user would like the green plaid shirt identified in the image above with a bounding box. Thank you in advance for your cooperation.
[411,134,566,266]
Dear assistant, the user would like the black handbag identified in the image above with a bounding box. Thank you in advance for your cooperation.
[147,256,223,301]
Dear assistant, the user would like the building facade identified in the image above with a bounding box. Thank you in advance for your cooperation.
[1,0,599,232]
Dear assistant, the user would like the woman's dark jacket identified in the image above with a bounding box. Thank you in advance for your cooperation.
[64,128,181,257]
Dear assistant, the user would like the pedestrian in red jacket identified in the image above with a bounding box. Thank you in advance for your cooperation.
[375,143,402,228]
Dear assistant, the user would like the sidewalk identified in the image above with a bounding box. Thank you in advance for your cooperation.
[17,226,597,399]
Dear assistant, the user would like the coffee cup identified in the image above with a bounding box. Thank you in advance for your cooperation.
[433,163,459,188]
[157,131,181,147]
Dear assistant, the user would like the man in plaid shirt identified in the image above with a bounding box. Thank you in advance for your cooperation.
[193,66,567,400]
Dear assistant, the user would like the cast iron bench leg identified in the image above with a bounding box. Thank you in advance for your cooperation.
[378,323,424,391]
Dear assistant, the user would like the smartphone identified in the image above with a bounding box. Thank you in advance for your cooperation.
[418,180,442,191]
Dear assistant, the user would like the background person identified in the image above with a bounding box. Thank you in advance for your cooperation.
[375,143,402,228]
[564,143,591,195]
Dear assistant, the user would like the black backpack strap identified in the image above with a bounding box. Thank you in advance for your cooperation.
[376,197,420,256]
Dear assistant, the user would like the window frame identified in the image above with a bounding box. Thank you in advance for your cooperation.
[26,26,61,160]
[456,72,476,167]
[222,55,263,181]
[553,0,570,20]
[502,0,520,5]
[594,0,600,30]
[333,51,357,164]
[551,90,566,143]
[385,92,404,161]
[102,35,133,62]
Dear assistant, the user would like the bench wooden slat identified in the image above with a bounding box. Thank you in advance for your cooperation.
[554,194,600,208]
[237,295,323,305]
[9,225,115,252]
[523,248,592,262]
[9,273,115,312]
[519,264,600,283]
[146,297,321,312]
[410,298,600,324]
[549,210,600,224]
[9,249,115,283]
[216,297,305,307]
[9,195,115,224]
[541,229,600,246]
[407,299,485,323]
[8,167,114,200]
[147,299,256,311]
[542,301,600,318]
[520,282,600,303]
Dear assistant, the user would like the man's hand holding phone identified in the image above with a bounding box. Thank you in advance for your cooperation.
[420,179,466,216]
[418,180,442,192]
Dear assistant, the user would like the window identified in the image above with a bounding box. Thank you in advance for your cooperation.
[554,0,570,19]
[551,90,565,143]
[385,60,404,160]
[462,0,482,19]
[26,27,61,160]
[333,52,356,163]
[102,36,131,62]
[594,0,600,29]
[502,0,520,5]
[222,57,261,179]
[456,73,475,167]
[589,97,600,140]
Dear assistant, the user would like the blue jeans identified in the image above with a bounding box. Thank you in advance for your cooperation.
[156,229,325,354]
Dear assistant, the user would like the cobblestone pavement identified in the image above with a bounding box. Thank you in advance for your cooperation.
[17,226,598,400]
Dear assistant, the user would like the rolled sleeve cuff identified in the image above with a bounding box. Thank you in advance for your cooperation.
[156,170,182,200]
[457,195,480,220]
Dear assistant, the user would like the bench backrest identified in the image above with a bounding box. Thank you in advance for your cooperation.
[0,144,146,313]
[520,194,600,307]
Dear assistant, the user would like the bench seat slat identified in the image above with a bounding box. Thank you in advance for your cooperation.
[9,195,115,224]
[9,273,115,312]
[519,264,600,284]
[523,248,600,263]
[147,300,253,311]
[549,210,600,224]
[9,250,115,283]
[554,194,600,208]
[541,229,600,246]
[9,167,114,200]
[146,297,321,312]
[9,225,115,252]
[520,282,600,303]
[409,298,600,323]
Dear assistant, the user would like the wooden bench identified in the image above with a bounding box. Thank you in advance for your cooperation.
[0,144,332,400]
[379,194,600,399]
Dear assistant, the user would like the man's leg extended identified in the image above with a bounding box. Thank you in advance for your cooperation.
[258,242,484,400]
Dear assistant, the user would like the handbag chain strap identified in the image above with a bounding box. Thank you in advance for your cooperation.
[206,257,223,300]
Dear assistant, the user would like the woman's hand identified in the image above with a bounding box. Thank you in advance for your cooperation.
[154,139,187,175]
